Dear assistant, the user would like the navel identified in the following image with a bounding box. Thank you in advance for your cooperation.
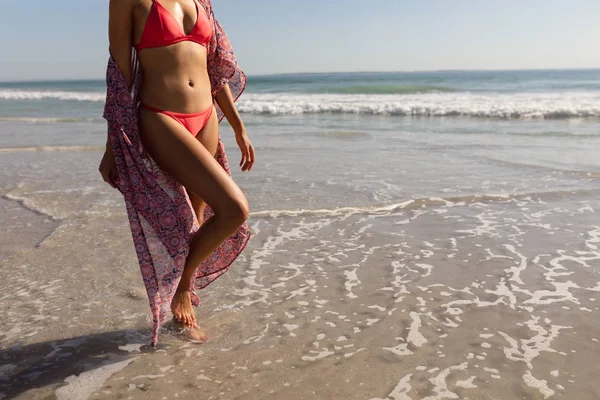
[188,80,194,87]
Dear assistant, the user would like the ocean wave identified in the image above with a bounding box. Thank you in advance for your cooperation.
[236,92,600,119]
[3,190,63,220]
[0,117,102,123]
[251,189,600,218]
[506,131,600,138]
[0,90,105,102]
[4,88,600,120]
[310,84,456,95]
[322,130,370,138]
[0,145,104,153]
[250,196,510,218]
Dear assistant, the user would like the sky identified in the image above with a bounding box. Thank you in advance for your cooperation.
[0,0,599,81]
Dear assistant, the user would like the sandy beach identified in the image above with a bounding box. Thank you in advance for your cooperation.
[2,166,600,399]
[2,70,600,399]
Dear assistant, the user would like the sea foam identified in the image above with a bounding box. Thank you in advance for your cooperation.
[0,90,105,102]
[3,89,600,119]
[236,92,600,119]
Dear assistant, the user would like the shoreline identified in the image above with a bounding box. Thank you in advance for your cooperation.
[1,186,599,399]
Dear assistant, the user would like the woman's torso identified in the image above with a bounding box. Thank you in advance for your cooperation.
[132,0,213,113]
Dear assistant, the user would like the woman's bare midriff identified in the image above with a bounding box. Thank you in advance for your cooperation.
[132,0,213,113]
[137,42,213,113]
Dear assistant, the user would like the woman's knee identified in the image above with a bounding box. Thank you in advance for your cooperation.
[224,194,250,226]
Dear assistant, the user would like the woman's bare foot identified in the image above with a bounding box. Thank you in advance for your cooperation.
[170,289,198,328]
[183,327,209,343]
[172,318,209,343]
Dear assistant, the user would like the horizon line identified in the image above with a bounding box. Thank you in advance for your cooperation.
[1,66,599,84]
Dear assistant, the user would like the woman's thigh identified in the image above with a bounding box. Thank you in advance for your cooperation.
[138,107,245,214]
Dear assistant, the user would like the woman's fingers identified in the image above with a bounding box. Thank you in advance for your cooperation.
[109,170,119,188]
[248,144,256,171]
[242,145,254,171]
[101,170,114,188]
[239,144,247,167]
[107,170,116,188]
[242,147,251,171]
[237,134,255,171]
[99,149,118,188]
[99,165,117,189]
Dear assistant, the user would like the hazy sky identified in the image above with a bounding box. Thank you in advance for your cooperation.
[1,0,599,81]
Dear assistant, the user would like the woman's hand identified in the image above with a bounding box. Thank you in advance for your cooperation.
[235,130,255,172]
[214,84,255,172]
[99,144,119,189]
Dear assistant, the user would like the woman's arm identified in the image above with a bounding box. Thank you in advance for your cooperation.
[214,84,244,134]
[215,84,256,171]
[108,0,135,89]
[101,0,135,188]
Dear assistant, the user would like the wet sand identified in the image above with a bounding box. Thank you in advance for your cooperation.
[2,186,600,399]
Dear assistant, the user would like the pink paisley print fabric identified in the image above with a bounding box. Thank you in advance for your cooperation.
[102,0,250,346]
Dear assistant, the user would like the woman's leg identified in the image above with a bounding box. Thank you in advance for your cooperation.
[139,107,249,328]
[185,110,219,226]
[187,188,207,225]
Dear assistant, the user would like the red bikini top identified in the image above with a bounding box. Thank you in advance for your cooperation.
[135,0,212,50]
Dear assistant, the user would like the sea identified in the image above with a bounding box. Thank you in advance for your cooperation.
[1,70,600,399]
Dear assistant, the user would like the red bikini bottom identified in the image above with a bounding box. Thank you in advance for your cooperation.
[141,103,214,137]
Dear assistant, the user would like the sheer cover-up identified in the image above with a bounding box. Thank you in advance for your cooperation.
[102,0,250,346]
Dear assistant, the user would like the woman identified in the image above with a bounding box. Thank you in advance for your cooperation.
[99,0,253,346]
